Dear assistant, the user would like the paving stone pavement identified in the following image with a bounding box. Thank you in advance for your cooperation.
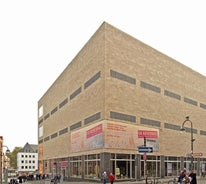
[22,177,206,184]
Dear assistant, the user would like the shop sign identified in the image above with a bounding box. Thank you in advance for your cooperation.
[61,161,67,167]
[138,130,158,138]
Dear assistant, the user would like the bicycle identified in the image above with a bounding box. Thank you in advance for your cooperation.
[167,177,178,184]
[146,177,162,184]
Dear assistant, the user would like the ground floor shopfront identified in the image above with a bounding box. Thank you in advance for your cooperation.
[40,153,206,181]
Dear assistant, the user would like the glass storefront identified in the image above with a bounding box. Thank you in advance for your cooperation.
[141,155,161,178]
[111,153,135,179]
[44,153,206,181]
[70,156,82,178]
[164,156,181,177]
[84,154,100,179]
[200,158,206,176]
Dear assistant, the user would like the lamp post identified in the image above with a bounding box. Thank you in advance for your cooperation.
[0,145,10,184]
[180,116,195,169]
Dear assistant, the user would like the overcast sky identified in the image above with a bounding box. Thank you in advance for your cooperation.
[0,0,206,151]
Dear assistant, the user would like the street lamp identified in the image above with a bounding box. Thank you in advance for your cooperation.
[0,145,10,184]
[180,116,195,169]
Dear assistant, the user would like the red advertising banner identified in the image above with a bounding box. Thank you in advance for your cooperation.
[71,122,104,152]
[71,121,159,152]
[138,130,158,138]
[87,124,102,138]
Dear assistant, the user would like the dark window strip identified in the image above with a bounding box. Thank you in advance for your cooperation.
[184,97,197,106]
[39,139,43,144]
[84,71,101,89]
[44,113,50,120]
[38,119,43,125]
[164,123,181,131]
[70,87,82,100]
[59,127,68,135]
[140,118,161,127]
[51,132,58,139]
[200,130,206,136]
[164,90,181,100]
[44,136,50,142]
[140,81,161,93]
[110,70,136,84]
[200,103,206,109]
[184,127,198,134]
[70,121,82,131]
[51,106,58,115]
[84,112,101,125]
[59,98,68,109]
[110,111,136,123]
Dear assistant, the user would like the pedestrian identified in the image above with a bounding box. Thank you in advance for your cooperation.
[177,170,183,184]
[182,168,187,178]
[189,169,197,184]
[18,176,22,183]
[109,172,115,184]
[102,171,107,184]
[182,169,191,184]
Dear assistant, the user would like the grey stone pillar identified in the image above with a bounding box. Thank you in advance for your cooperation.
[135,154,141,180]
[100,152,111,174]
[82,155,85,179]
[160,155,165,178]
[67,158,71,180]
[180,157,184,170]
[197,158,200,176]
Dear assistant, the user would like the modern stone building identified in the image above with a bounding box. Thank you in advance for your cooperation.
[37,22,206,181]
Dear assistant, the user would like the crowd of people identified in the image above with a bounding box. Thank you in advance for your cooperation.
[178,168,197,184]
[102,169,198,184]
[9,173,52,184]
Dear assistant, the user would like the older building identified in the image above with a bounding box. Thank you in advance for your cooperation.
[0,136,10,184]
[38,22,206,181]
[0,136,3,184]
[17,143,38,175]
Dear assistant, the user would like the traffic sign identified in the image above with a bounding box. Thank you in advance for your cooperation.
[138,146,153,153]
[193,153,203,157]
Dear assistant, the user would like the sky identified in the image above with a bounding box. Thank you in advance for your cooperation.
[0,0,206,151]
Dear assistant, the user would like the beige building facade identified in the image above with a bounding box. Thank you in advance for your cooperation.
[38,22,206,181]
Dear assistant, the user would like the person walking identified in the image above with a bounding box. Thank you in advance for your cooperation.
[109,172,115,184]
[177,170,184,184]
[182,169,191,184]
[102,171,107,184]
[189,169,197,184]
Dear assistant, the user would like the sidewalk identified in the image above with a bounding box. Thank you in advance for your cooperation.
[26,177,206,184]
[62,177,206,184]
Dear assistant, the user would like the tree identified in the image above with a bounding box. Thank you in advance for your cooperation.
[7,147,22,169]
